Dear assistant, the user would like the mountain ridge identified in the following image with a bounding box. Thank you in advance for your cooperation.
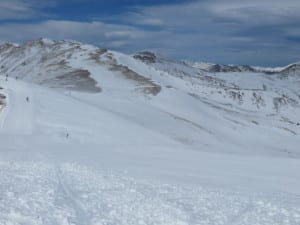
[133,50,300,75]
[0,38,299,142]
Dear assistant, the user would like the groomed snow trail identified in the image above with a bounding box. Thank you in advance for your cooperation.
[0,79,34,135]
[56,167,90,225]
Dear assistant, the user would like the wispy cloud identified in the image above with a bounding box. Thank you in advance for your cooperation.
[0,0,299,66]
[0,20,151,50]
[120,0,300,65]
[0,0,58,20]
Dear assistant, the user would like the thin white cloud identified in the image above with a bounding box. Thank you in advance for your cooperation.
[125,0,300,28]
[0,0,57,19]
[104,30,145,39]
[209,0,300,26]
[0,20,151,50]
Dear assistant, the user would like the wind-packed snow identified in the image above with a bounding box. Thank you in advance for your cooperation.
[1,162,300,225]
[0,39,300,224]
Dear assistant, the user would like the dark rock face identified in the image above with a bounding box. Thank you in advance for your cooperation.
[133,52,157,64]
[209,63,300,76]
[280,63,300,77]
[0,92,6,108]
[208,64,256,73]
[240,65,256,72]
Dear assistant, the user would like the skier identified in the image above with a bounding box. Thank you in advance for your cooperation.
[26,96,29,102]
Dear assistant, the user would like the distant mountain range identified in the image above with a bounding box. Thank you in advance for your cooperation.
[133,51,300,75]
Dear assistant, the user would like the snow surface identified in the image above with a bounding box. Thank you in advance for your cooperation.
[0,39,300,224]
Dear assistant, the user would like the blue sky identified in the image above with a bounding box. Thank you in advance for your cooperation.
[0,0,299,66]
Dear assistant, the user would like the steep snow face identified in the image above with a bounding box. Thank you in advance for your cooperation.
[0,39,300,224]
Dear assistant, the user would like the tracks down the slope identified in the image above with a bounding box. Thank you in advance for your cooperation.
[56,167,90,225]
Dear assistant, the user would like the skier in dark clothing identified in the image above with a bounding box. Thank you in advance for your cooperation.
[26,97,29,102]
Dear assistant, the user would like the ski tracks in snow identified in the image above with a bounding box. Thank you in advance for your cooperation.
[1,162,300,225]
[55,166,90,225]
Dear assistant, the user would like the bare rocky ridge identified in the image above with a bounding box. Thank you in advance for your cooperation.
[280,63,300,78]
[133,51,157,64]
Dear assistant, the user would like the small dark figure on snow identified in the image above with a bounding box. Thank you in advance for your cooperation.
[297,123,300,126]
[5,74,8,81]
[26,96,29,102]
[66,133,69,138]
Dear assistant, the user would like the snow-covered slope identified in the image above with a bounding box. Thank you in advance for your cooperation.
[0,39,160,95]
[0,39,300,225]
